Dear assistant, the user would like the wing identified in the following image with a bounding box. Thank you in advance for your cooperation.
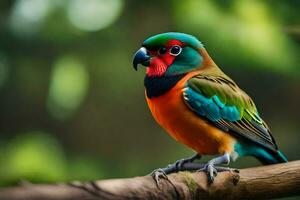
[183,71,278,152]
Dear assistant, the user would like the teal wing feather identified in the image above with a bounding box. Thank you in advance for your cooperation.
[183,72,279,153]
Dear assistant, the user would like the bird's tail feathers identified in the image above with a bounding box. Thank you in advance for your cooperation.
[274,150,288,163]
[256,149,288,165]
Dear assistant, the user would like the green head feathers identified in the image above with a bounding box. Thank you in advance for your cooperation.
[142,32,204,50]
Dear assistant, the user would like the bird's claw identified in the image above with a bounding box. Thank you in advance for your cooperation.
[150,168,168,185]
[198,164,217,183]
[207,164,218,183]
[198,165,238,184]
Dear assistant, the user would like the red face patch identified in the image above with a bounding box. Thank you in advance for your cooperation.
[146,58,167,77]
[146,40,185,77]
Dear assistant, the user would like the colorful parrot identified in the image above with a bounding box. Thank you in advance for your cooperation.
[132,32,287,183]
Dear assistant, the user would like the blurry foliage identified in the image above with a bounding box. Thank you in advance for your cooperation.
[0,132,104,186]
[0,0,299,192]
[3,132,67,184]
[0,55,9,89]
[173,0,299,74]
[47,56,89,120]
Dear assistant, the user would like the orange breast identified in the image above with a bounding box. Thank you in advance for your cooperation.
[146,72,236,155]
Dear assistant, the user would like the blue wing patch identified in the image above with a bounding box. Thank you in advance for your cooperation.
[183,87,240,122]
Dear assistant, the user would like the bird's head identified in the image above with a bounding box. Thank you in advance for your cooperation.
[133,32,205,77]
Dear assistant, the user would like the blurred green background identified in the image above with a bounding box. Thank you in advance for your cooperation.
[0,0,299,190]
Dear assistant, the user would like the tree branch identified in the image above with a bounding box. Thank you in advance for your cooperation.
[0,161,299,200]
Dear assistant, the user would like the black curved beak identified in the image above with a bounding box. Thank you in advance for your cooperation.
[132,47,151,70]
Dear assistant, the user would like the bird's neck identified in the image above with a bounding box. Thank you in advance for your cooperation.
[143,49,218,98]
[144,74,187,98]
[198,48,216,67]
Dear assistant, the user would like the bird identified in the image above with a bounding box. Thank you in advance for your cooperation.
[132,32,287,183]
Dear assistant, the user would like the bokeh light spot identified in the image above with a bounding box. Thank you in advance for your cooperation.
[67,0,123,31]
[9,0,56,36]
[48,56,89,120]
[5,132,66,182]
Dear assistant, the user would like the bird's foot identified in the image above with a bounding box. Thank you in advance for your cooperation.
[198,165,239,184]
[199,163,218,184]
[197,153,239,184]
[150,168,169,186]
[150,154,201,185]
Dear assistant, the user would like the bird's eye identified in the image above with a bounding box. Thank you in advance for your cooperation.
[158,47,167,55]
[170,45,182,56]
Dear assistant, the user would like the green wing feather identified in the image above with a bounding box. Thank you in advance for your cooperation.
[183,67,278,152]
